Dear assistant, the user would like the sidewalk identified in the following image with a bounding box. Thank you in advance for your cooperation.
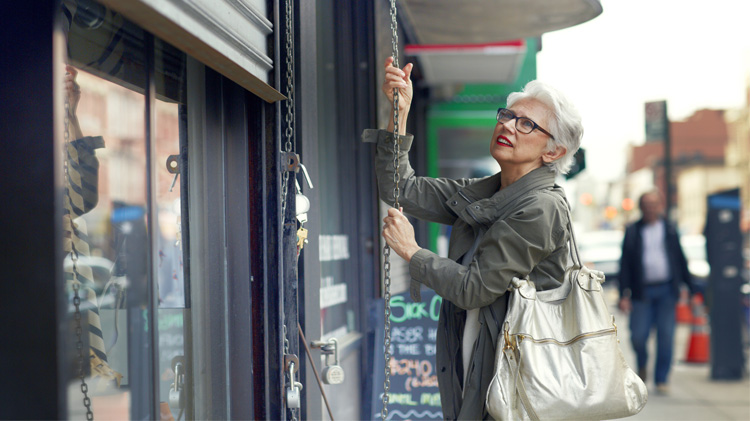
[605,287,750,421]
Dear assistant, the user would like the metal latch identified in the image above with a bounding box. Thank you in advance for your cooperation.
[169,356,186,410]
[284,354,303,408]
[166,154,180,192]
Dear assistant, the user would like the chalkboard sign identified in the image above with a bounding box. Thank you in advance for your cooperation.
[370,289,443,420]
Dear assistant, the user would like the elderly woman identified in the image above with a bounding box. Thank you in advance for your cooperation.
[364,57,583,420]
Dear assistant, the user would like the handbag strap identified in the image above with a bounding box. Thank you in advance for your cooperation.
[516,369,540,421]
[503,345,540,421]
[502,347,521,410]
[561,194,582,269]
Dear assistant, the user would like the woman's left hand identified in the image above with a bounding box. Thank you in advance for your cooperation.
[64,65,84,139]
[382,207,422,262]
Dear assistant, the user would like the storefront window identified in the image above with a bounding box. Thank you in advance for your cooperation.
[153,37,189,419]
[59,3,188,419]
[316,0,360,343]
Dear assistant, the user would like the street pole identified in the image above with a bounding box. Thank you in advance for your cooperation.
[664,102,673,222]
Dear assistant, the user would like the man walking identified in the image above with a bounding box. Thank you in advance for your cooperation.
[618,190,695,395]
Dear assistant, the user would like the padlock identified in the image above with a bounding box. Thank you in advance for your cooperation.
[294,175,311,225]
[321,338,345,385]
[169,387,185,409]
[321,364,345,385]
[285,360,302,408]
[296,192,310,215]
[286,387,301,408]
[295,187,310,225]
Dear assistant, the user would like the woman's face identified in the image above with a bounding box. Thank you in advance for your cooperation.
[489,98,560,173]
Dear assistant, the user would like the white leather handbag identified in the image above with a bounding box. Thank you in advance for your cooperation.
[485,215,648,420]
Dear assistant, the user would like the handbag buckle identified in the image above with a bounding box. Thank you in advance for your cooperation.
[503,322,517,351]
[504,330,512,350]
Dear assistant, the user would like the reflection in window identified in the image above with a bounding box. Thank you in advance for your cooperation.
[62,54,147,421]
[59,2,188,419]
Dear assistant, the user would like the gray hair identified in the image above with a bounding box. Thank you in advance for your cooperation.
[507,80,583,175]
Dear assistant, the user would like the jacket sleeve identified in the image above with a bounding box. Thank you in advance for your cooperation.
[618,226,634,298]
[66,135,105,217]
[408,194,568,310]
[364,129,470,225]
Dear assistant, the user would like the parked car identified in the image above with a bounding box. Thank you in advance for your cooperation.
[578,230,624,283]
[679,234,709,290]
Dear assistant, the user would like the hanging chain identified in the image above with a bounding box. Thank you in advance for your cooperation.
[280,0,296,220]
[382,1,400,420]
[381,243,392,421]
[282,1,298,420]
[66,95,95,420]
[283,324,290,355]
[72,273,94,421]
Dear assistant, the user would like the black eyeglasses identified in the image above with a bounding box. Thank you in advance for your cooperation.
[496,108,555,140]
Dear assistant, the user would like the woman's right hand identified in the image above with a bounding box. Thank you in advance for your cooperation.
[65,65,81,116]
[382,56,413,112]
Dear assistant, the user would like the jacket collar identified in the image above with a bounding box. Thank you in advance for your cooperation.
[447,166,558,227]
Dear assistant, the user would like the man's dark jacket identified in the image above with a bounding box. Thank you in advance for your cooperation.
[618,218,694,300]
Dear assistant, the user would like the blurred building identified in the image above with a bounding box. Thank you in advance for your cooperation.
[725,80,750,234]
[625,108,741,233]
[678,166,742,234]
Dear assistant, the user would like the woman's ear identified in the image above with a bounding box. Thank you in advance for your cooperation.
[542,145,567,164]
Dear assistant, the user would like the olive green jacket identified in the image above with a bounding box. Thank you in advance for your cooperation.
[364,129,572,420]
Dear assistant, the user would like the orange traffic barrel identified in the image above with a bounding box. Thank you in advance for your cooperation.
[685,293,710,363]
[675,289,692,324]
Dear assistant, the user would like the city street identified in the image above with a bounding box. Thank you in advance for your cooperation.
[604,286,750,421]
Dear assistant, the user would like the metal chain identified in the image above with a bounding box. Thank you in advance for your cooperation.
[381,243,392,421]
[283,324,290,355]
[390,0,401,211]
[73,272,94,420]
[382,1,400,420]
[66,96,95,420]
[280,0,296,219]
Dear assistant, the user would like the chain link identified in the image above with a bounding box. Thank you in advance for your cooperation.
[64,99,70,144]
[73,280,94,421]
[66,94,95,420]
[280,0,296,219]
[381,246,392,421]
[382,1,400,420]
[283,324,290,355]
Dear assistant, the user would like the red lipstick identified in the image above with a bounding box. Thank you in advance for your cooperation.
[496,135,513,148]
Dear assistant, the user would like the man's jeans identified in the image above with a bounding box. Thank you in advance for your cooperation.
[629,282,677,384]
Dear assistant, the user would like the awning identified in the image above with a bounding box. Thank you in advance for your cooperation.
[399,0,602,44]
[98,0,285,103]
[398,0,602,84]
[405,40,526,84]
